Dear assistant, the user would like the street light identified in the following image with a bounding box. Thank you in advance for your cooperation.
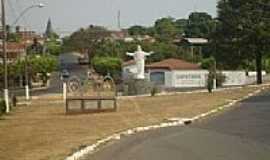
[14,3,45,101]
[0,1,45,112]
[12,3,45,27]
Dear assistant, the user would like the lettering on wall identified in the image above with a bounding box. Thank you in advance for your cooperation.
[176,74,201,80]
[175,72,207,87]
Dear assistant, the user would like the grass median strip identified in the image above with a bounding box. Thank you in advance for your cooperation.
[0,86,268,160]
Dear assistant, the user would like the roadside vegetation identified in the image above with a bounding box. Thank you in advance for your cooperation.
[0,100,5,117]
[63,2,270,82]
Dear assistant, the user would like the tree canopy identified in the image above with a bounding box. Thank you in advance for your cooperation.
[63,25,110,63]
[154,17,179,42]
[214,0,270,83]
[127,12,215,40]
[128,25,149,36]
[185,12,216,38]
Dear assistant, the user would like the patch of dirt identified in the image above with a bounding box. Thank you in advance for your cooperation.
[0,86,267,160]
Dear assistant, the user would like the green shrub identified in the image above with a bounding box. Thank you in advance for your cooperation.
[0,100,6,116]
[29,55,58,86]
[201,57,216,70]
[151,86,159,97]
[92,57,122,81]
[207,71,226,93]
[216,72,226,87]
[265,59,270,73]
[207,72,214,93]
[46,42,62,56]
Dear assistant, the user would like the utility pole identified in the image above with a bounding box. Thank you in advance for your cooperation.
[1,0,9,112]
[24,27,30,100]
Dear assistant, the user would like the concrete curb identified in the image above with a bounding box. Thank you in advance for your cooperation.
[64,86,268,160]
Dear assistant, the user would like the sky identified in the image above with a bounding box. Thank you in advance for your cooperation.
[6,0,218,35]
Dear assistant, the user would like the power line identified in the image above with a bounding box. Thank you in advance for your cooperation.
[15,0,31,28]
[6,0,18,24]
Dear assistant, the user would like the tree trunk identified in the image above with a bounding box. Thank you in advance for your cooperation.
[256,51,263,84]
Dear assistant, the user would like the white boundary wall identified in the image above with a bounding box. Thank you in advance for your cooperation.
[123,66,267,88]
[222,71,247,86]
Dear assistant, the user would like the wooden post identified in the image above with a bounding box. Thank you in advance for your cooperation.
[81,99,85,111]
[114,99,117,111]
[65,99,69,113]
[97,99,102,110]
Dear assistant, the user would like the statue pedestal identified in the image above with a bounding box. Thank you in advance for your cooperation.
[124,79,153,96]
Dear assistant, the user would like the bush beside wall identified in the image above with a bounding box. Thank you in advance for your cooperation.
[0,100,6,116]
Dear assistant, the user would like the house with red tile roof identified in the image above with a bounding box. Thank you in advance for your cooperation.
[122,57,267,89]
[0,42,26,63]
[146,58,201,70]
[145,58,208,88]
[123,58,208,88]
[17,30,45,46]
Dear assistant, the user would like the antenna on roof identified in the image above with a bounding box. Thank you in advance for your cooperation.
[193,0,197,12]
[117,10,121,30]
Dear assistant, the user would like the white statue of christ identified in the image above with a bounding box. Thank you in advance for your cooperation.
[127,45,153,79]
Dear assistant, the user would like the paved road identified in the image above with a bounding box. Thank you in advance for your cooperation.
[83,90,270,160]
[30,52,88,96]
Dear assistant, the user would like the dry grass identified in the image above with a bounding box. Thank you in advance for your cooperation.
[0,86,266,160]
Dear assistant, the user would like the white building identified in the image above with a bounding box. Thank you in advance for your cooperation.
[145,58,208,88]
[122,58,266,88]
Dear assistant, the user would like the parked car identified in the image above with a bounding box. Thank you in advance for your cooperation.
[78,57,89,65]
[61,69,70,80]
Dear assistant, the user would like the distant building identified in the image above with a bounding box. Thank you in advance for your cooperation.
[122,58,261,89]
[0,27,45,46]
[109,30,156,43]
[45,18,53,38]
[145,58,208,88]
[175,37,208,58]
[0,41,26,63]
[110,29,129,40]
[174,38,208,45]
[123,58,208,88]
[17,30,45,45]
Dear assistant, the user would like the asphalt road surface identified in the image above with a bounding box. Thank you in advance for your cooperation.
[83,90,270,160]
[30,52,88,96]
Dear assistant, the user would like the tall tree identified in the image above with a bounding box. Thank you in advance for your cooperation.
[28,38,44,55]
[175,18,188,36]
[154,17,178,42]
[128,25,148,36]
[63,25,110,65]
[185,12,215,38]
[216,0,270,84]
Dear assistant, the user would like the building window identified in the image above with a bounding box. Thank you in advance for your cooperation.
[150,72,165,85]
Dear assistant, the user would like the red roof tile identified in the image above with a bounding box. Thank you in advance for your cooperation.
[0,42,26,53]
[146,58,200,70]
